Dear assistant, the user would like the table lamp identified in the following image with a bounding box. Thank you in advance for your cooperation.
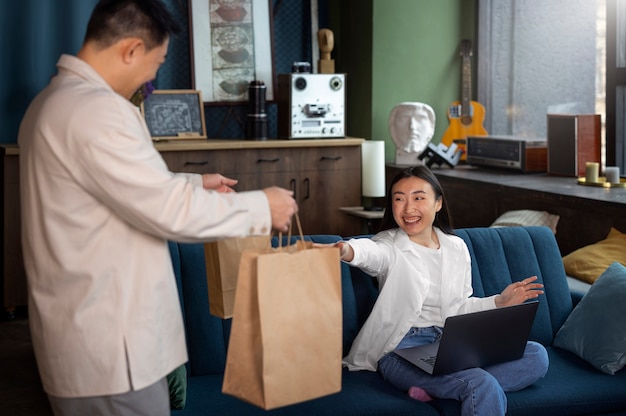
[361,140,386,210]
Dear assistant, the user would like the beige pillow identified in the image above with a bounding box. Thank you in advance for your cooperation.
[490,210,560,234]
[562,228,626,284]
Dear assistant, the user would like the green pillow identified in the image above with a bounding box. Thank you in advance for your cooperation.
[167,364,187,410]
[553,262,626,375]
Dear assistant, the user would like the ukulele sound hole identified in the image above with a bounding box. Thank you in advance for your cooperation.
[461,115,472,125]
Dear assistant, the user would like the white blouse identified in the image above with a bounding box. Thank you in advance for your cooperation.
[342,228,497,371]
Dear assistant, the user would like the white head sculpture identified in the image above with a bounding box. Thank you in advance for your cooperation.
[388,102,436,165]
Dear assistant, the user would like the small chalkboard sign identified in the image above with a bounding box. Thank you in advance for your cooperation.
[141,90,207,140]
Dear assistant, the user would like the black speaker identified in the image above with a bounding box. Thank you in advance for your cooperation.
[547,114,601,177]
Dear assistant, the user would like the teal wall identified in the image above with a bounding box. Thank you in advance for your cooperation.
[333,0,476,162]
[0,1,318,143]
[2,0,473,154]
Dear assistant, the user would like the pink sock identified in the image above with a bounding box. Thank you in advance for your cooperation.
[408,386,433,402]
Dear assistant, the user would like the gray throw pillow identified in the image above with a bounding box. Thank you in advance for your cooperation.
[554,262,626,375]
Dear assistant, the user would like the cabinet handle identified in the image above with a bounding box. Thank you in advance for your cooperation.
[257,158,280,163]
[184,161,209,166]
[290,178,297,200]
[304,177,310,199]
[320,156,342,161]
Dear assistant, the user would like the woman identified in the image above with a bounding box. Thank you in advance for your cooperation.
[337,166,548,415]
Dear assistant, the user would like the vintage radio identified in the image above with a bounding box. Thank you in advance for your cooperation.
[466,135,547,173]
[277,73,346,139]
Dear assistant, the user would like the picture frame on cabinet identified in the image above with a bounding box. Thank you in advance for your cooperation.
[188,0,275,105]
[140,90,207,140]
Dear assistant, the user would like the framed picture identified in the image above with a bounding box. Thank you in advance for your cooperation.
[141,90,207,140]
[188,0,275,104]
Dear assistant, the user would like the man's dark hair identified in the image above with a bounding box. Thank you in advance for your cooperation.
[379,166,454,235]
[84,0,181,50]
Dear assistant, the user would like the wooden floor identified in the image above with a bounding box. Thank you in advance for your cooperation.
[0,316,52,415]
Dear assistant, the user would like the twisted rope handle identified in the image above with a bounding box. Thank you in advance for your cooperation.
[277,213,306,250]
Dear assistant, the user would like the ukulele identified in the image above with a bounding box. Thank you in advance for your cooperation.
[440,40,488,160]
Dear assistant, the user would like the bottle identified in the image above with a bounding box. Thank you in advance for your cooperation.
[246,80,267,140]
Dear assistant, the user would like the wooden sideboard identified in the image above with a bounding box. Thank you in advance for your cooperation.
[387,164,626,256]
[0,138,364,311]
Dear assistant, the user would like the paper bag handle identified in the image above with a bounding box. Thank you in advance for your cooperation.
[277,212,306,250]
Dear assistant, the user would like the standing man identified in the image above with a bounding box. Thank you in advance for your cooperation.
[18,1,297,415]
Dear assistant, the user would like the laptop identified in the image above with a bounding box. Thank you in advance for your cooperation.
[394,301,539,376]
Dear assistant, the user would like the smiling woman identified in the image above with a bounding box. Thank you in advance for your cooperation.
[329,165,548,415]
[380,166,454,236]
[388,174,443,249]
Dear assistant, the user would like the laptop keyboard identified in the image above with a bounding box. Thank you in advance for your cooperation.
[421,355,437,366]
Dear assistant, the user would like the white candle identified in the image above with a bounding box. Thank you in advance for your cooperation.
[361,140,386,197]
[605,166,621,184]
[585,162,599,183]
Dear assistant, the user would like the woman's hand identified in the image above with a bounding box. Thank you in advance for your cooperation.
[495,276,544,308]
[313,242,354,262]
[202,174,238,193]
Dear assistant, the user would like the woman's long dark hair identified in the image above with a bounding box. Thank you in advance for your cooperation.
[379,166,454,235]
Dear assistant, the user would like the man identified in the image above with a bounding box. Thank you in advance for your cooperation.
[17,0,297,414]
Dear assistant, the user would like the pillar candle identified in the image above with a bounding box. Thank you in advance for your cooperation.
[361,140,386,198]
[605,166,621,184]
[585,162,599,183]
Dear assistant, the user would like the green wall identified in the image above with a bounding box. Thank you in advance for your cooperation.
[332,0,476,163]
[328,0,373,144]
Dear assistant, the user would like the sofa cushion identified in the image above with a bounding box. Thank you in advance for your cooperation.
[562,227,626,284]
[429,347,626,416]
[455,226,573,345]
[178,243,230,376]
[503,347,626,416]
[553,262,626,375]
[174,369,440,415]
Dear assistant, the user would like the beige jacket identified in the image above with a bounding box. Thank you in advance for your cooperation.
[18,55,271,397]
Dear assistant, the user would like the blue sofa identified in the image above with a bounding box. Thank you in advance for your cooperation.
[169,227,626,416]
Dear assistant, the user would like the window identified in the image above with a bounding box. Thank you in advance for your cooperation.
[477,0,624,171]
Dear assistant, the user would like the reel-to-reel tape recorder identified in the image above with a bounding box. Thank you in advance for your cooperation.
[277,73,346,139]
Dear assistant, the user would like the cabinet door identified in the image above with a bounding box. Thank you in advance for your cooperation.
[159,145,363,236]
[160,148,294,177]
[295,147,362,236]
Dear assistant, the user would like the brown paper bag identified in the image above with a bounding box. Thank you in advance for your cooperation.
[204,236,270,318]
[222,238,343,410]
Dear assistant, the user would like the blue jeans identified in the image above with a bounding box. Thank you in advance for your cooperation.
[377,326,549,416]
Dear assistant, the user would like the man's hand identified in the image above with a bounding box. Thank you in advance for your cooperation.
[202,174,237,193]
[262,187,298,232]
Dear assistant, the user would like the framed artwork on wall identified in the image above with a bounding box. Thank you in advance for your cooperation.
[140,90,208,140]
[188,0,275,105]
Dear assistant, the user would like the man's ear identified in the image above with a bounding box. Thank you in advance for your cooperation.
[120,38,144,64]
